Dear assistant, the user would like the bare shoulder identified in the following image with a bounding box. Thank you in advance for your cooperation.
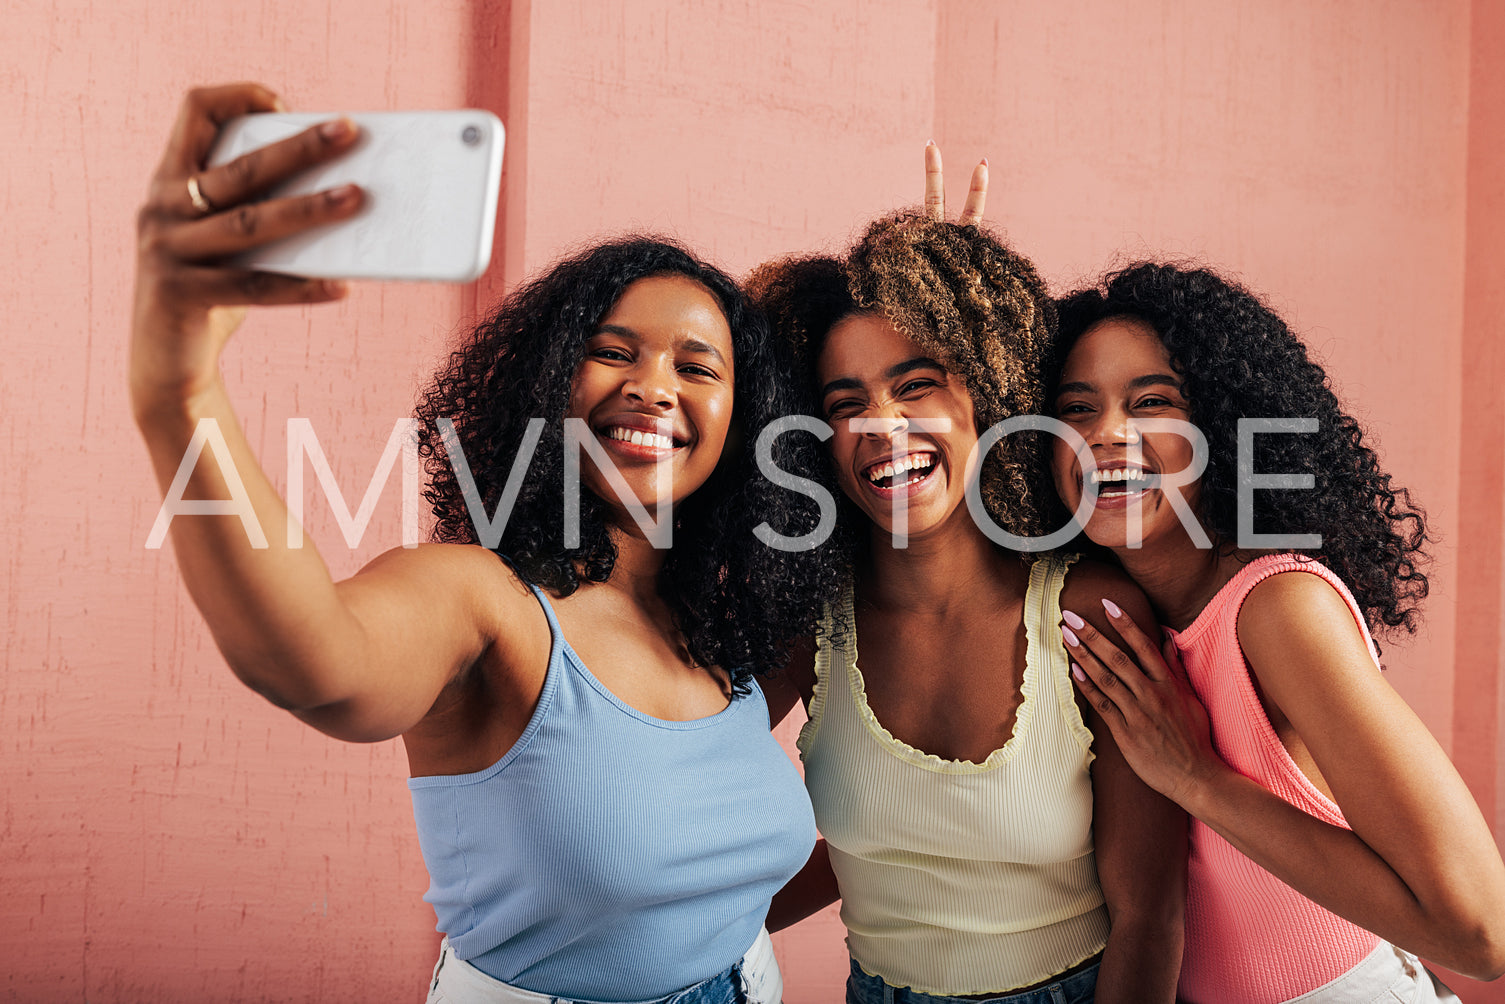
[1061,556,1156,632]
[1237,568,1369,659]
[1237,567,1377,693]
[1238,566,1356,639]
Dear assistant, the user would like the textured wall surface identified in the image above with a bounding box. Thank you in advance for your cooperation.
[1,0,475,1000]
[3,0,1500,1001]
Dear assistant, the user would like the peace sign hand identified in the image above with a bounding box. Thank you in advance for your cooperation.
[923,141,987,226]
[1061,600,1224,807]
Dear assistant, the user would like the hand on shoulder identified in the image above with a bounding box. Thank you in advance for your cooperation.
[1061,557,1158,640]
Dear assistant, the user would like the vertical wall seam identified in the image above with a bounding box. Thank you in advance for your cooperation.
[1452,0,1502,831]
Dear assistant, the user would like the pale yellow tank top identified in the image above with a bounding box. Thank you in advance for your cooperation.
[796,555,1108,995]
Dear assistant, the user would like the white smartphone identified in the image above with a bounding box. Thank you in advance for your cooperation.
[206,110,505,283]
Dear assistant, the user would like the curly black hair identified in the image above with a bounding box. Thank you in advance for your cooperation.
[1052,262,1430,638]
[748,210,1058,563]
[414,237,840,689]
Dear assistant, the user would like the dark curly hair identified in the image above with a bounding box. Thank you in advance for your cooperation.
[748,210,1058,558]
[1052,262,1430,638]
[414,237,840,690]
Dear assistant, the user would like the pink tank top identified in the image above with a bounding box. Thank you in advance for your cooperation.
[1169,554,1381,1004]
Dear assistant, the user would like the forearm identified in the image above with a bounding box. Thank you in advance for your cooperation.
[1076,611,1187,1004]
[1184,766,1502,976]
[134,377,359,708]
[1093,796,1186,1004]
[766,839,840,933]
[1094,915,1182,1004]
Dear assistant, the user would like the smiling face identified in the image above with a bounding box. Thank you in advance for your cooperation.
[1051,317,1204,552]
[567,273,735,521]
[817,313,981,543]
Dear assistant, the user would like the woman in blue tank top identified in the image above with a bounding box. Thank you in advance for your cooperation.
[130,84,839,1003]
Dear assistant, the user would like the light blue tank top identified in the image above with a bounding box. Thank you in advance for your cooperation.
[408,582,816,1000]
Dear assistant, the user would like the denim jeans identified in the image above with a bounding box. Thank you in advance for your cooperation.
[1277,941,1458,1004]
[844,957,1099,1004]
[427,930,778,1004]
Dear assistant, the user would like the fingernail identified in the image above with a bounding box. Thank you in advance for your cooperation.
[327,184,359,204]
[322,279,348,297]
[980,157,989,167]
[1071,663,1085,682]
[926,139,935,147]
[321,117,354,140]
[272,95,289,112]
[1061,625,1080,648]
[1061,609,1086,630]
[1102,598,1122,618]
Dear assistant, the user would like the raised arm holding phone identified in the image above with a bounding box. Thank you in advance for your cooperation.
[131,82,840,1004]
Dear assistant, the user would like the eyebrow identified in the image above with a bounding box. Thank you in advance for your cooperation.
[821,357,946,398]
[1055,373,1182,397]
[593,325,729,367]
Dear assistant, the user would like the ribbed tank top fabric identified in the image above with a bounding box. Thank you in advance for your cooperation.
[796,555,1109,995]
[1170,554,1382,1004]
[407,581,816,1001]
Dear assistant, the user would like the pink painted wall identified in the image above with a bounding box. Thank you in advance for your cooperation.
[2,0,475,1000]
[4,1,1500,1001]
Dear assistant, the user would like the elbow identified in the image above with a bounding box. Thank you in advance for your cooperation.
[1466,929,1505,982]
[1434,913,1505,981]
[1457,947,1505,984]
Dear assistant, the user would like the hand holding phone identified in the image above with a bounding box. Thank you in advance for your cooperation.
[206,110,505,282]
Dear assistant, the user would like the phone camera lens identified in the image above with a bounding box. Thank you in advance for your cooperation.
[462,125,481,146]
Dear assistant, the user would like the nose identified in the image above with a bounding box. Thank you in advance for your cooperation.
[622,358,676,410]
[1089,405,1140,448]
[859,403,909,439]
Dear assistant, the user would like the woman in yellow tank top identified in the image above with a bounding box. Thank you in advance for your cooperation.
[751,151,1186,1003]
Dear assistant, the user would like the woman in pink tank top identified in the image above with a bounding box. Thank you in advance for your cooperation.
[1042,263,1505,1002]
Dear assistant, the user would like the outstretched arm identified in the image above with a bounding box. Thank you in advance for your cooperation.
[133,85,519,743]
[1065,572,1505,979]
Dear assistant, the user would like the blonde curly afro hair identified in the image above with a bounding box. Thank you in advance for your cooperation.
[748,209,1055,544]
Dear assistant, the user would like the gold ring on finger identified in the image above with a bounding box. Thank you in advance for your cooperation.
[186,175,216,216]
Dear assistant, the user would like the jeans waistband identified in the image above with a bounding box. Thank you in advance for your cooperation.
[427,928,780,1004]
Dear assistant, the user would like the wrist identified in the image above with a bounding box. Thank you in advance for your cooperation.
[1176,757,1237,817]
[129,370,225,434]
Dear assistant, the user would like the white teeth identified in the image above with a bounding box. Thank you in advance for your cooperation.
[1091,468,1149,484]
[867,452,935,484]
[608,427,674,449]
